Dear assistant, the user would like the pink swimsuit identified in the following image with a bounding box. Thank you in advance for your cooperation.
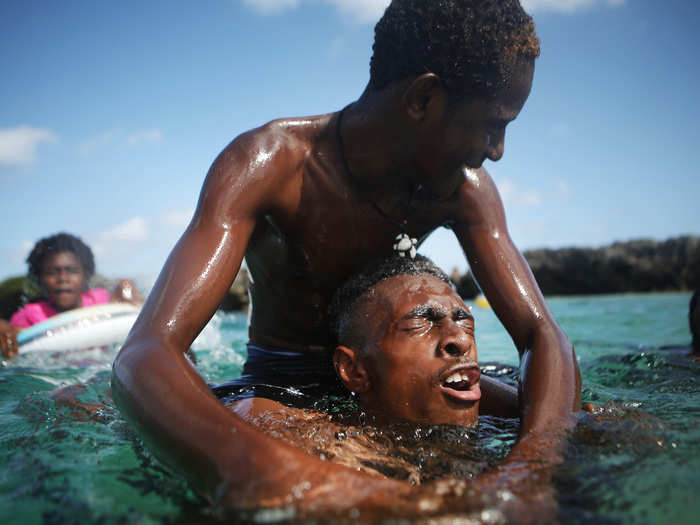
[10,288,111,328]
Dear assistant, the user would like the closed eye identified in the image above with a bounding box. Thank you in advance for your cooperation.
[454,309,475,333]
[400,305,445,333]
[399,318,433,332]
[456,319,475,334]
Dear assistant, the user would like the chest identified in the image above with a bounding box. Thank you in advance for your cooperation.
[268,180,451,275]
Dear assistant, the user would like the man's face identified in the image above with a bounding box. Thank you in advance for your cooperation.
[358,274,480,426]
[415,59,535,199]
[40,251,87,312]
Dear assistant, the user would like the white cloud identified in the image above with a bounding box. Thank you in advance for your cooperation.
[547,122,572,139]
[77,130,118,157]
[77,128,163,156]
[126,129,163,146]
[244,0,625,20]
[243,0,389,23]
[158,207,194,229]
[556,180,572,201]
[521,190,542,206]
[0,126,57,166]
[326,0,390,23]
[521,0,626,13]
[496,178,542,208]
[242,0,301,14]
[103,217,149,242]
[7,239,34,271]
[90,217,150,265]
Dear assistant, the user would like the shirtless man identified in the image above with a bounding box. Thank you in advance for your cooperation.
[112,0,580,514]
[231,255,488,429]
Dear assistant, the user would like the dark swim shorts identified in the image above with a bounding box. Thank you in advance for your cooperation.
[210,343,347,407]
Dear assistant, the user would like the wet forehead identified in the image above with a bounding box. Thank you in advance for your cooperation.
[373,274,467,318]
[494,59,534,119]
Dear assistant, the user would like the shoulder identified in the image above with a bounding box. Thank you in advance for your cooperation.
[200,116,329,216]
[452,167,507,228]
[211,116,326,186]
[10,301,54,327]
[229,396,297,421]
[457,167,501,205]
[83,288,110,306]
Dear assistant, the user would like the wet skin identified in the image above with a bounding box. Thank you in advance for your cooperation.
[112,58,581,511]
[234,274,481,447]
[337,274,482,427]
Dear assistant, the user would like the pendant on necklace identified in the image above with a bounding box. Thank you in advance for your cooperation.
[393,233,417,259]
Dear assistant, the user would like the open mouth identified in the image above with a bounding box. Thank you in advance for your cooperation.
[440,366,481,403]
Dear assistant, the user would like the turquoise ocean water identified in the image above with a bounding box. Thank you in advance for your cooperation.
[0,293,697,524]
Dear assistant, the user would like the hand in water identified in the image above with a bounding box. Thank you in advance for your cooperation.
[219,446,416,518]
[0,319,21,358]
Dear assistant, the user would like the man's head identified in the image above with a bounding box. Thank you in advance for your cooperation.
[366,1,539,198]
[370,0,540,101]
[329,255,480,426]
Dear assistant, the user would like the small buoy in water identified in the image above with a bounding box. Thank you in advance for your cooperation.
[474,294,490,309]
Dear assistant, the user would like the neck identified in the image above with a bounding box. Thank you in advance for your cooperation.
[339,87,417,195]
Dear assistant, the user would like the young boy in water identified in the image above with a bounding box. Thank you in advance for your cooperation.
[0,232,141,357]
[228,255,492,426]
[112,0,580,511]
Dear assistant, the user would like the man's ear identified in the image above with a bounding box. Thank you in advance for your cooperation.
[402,73,447,123]
[334,345,371,393]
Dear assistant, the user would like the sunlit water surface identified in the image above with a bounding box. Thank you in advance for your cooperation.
[1,293,697,524]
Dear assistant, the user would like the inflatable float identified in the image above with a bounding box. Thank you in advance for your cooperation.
[17,303,140,353]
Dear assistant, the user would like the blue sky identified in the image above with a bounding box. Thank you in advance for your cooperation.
[1,0,698,284]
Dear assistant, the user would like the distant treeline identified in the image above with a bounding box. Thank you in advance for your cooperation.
[454,235,700,299]
[1,236,698,317]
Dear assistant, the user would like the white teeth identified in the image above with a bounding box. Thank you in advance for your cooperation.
[445,372,470,384]
[445,372,461,383]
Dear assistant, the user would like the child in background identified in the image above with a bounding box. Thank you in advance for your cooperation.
[0,232,142,357]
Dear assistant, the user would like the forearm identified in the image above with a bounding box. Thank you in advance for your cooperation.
[478,375,519,418]
[111,338,254,498]
[112,337,413,509]
[518,322,580,437]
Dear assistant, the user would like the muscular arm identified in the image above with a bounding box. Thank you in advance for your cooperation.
[111,126,409,510]
[452,168,581,453]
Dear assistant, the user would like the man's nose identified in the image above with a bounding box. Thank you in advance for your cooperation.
[439,323,475,358]
[486,132,505,162]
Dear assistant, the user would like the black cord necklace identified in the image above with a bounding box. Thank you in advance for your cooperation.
[335,104,418,259]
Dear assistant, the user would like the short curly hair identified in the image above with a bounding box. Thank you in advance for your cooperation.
[26,232,95,286]
[370,0,540,100]
[328,254,453,350]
